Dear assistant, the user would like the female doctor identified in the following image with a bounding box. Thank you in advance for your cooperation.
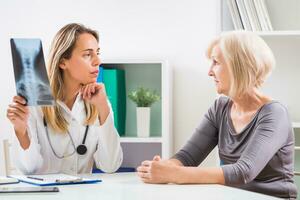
[6,23,123,174]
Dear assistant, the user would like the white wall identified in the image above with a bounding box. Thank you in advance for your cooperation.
[0,0,219,172]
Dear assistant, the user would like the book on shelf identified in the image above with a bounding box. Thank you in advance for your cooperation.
[227,0,244,30]
[259,0,273,31]
[244,0,262,31]
[99,67,126,136]
[253,0,273,31]
[235,0,252,31]
[227,0,272,31]
[97,66,104,83]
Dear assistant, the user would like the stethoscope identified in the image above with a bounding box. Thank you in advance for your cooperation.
[43,104,89,158]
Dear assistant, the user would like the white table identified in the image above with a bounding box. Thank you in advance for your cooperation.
[0,172,280,200]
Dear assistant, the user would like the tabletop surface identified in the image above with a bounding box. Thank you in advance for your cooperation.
[0,172,281,200]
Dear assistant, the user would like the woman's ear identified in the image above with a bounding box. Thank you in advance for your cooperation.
[59,59,67,69]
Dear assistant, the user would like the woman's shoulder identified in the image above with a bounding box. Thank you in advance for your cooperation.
[260,100,288,114]
[212,95,231,110]
[207,96,231,120]
[258,100,290,121]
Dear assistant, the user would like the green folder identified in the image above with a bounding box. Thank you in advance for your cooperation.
[102,68,126,136]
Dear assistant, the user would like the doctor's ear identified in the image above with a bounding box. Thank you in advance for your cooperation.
[59,59,67,69]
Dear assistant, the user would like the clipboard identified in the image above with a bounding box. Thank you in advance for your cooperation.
[0,176,19,185]
[0,186,59,193]
[9,174,101,186]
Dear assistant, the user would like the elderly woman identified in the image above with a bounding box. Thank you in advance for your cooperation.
[137,31,298,199]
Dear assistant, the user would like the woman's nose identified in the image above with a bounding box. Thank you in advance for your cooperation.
[208,67,214,77]
[93,55,101,67]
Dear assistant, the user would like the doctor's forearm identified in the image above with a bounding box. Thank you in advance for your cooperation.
[97,103,110,125]
[15,129,30,150]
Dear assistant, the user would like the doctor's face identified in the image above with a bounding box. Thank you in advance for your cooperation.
[60,33,101,85]
[208,45,231,95]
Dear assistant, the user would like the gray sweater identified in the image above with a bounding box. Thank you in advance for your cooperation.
[174,96,297,199]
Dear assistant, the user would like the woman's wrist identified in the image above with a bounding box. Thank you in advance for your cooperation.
[14,126,27,137]
[96,101,110,125]
[14,128,30,150]
[166,164,181,184]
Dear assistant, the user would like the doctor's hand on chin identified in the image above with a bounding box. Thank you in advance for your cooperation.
[80,82,110,125]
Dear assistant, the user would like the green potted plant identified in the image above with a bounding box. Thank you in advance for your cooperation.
[128,87,160,137]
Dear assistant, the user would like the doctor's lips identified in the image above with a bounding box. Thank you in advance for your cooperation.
[91,70,99,77]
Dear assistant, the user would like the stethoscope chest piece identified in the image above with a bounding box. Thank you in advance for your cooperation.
[76,144,87,155]
[44,103,90,158]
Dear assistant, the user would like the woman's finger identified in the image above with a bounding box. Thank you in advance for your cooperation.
[141,160,152,166]
[137,171,143,178]
[7,111,24,122]
[8,105,29,116]
[137,165,149,173]
[85,85,91,99]
[89,84,96,98]
[153,155,161,161]
[141,178,151,183]
[9,103,28,115]
[98,83,105,90]
[137,171,150,179]
[7,107,26,121]
[13,96,27,105]
[82,85,90,99]
[95,83,105,95]
[91,84,96,95]
[7,111,16,121]
[89,84,94,99]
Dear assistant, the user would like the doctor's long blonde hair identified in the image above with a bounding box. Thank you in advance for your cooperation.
[42,23,99,133]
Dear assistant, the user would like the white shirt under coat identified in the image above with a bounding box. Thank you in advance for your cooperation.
[12,94,123,175]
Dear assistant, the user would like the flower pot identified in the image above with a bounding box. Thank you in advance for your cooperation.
[136,107,150,137]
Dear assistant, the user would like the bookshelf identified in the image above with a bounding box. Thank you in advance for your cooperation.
[219,0,300,197]
[101,60,172,168]
[220,0,300,32]
[293,122,300,129]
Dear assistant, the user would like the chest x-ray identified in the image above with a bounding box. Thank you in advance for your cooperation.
[10,38,54,106]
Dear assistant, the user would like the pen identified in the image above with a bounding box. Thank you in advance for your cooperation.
[27,176,44,181]
[55,177,82,183]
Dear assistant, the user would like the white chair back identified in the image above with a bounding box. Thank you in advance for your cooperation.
[2,139,17,176]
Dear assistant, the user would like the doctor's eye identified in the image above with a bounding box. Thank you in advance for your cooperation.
[84,53,91,58]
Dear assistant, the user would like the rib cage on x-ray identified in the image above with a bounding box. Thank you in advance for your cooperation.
[10,38,54,106]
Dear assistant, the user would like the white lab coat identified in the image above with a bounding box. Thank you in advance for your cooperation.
[12,94,123,175]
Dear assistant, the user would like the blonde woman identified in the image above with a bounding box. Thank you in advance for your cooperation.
[137,31,297,199]
[7,23,123,174]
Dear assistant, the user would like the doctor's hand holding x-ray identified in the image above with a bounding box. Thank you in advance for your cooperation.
[6,23,123,175]
[7,95,30,149]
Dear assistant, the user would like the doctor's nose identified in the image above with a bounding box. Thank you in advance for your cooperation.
[93,55,101,67]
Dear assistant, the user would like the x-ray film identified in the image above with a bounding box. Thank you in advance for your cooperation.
[10,38,54,106]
